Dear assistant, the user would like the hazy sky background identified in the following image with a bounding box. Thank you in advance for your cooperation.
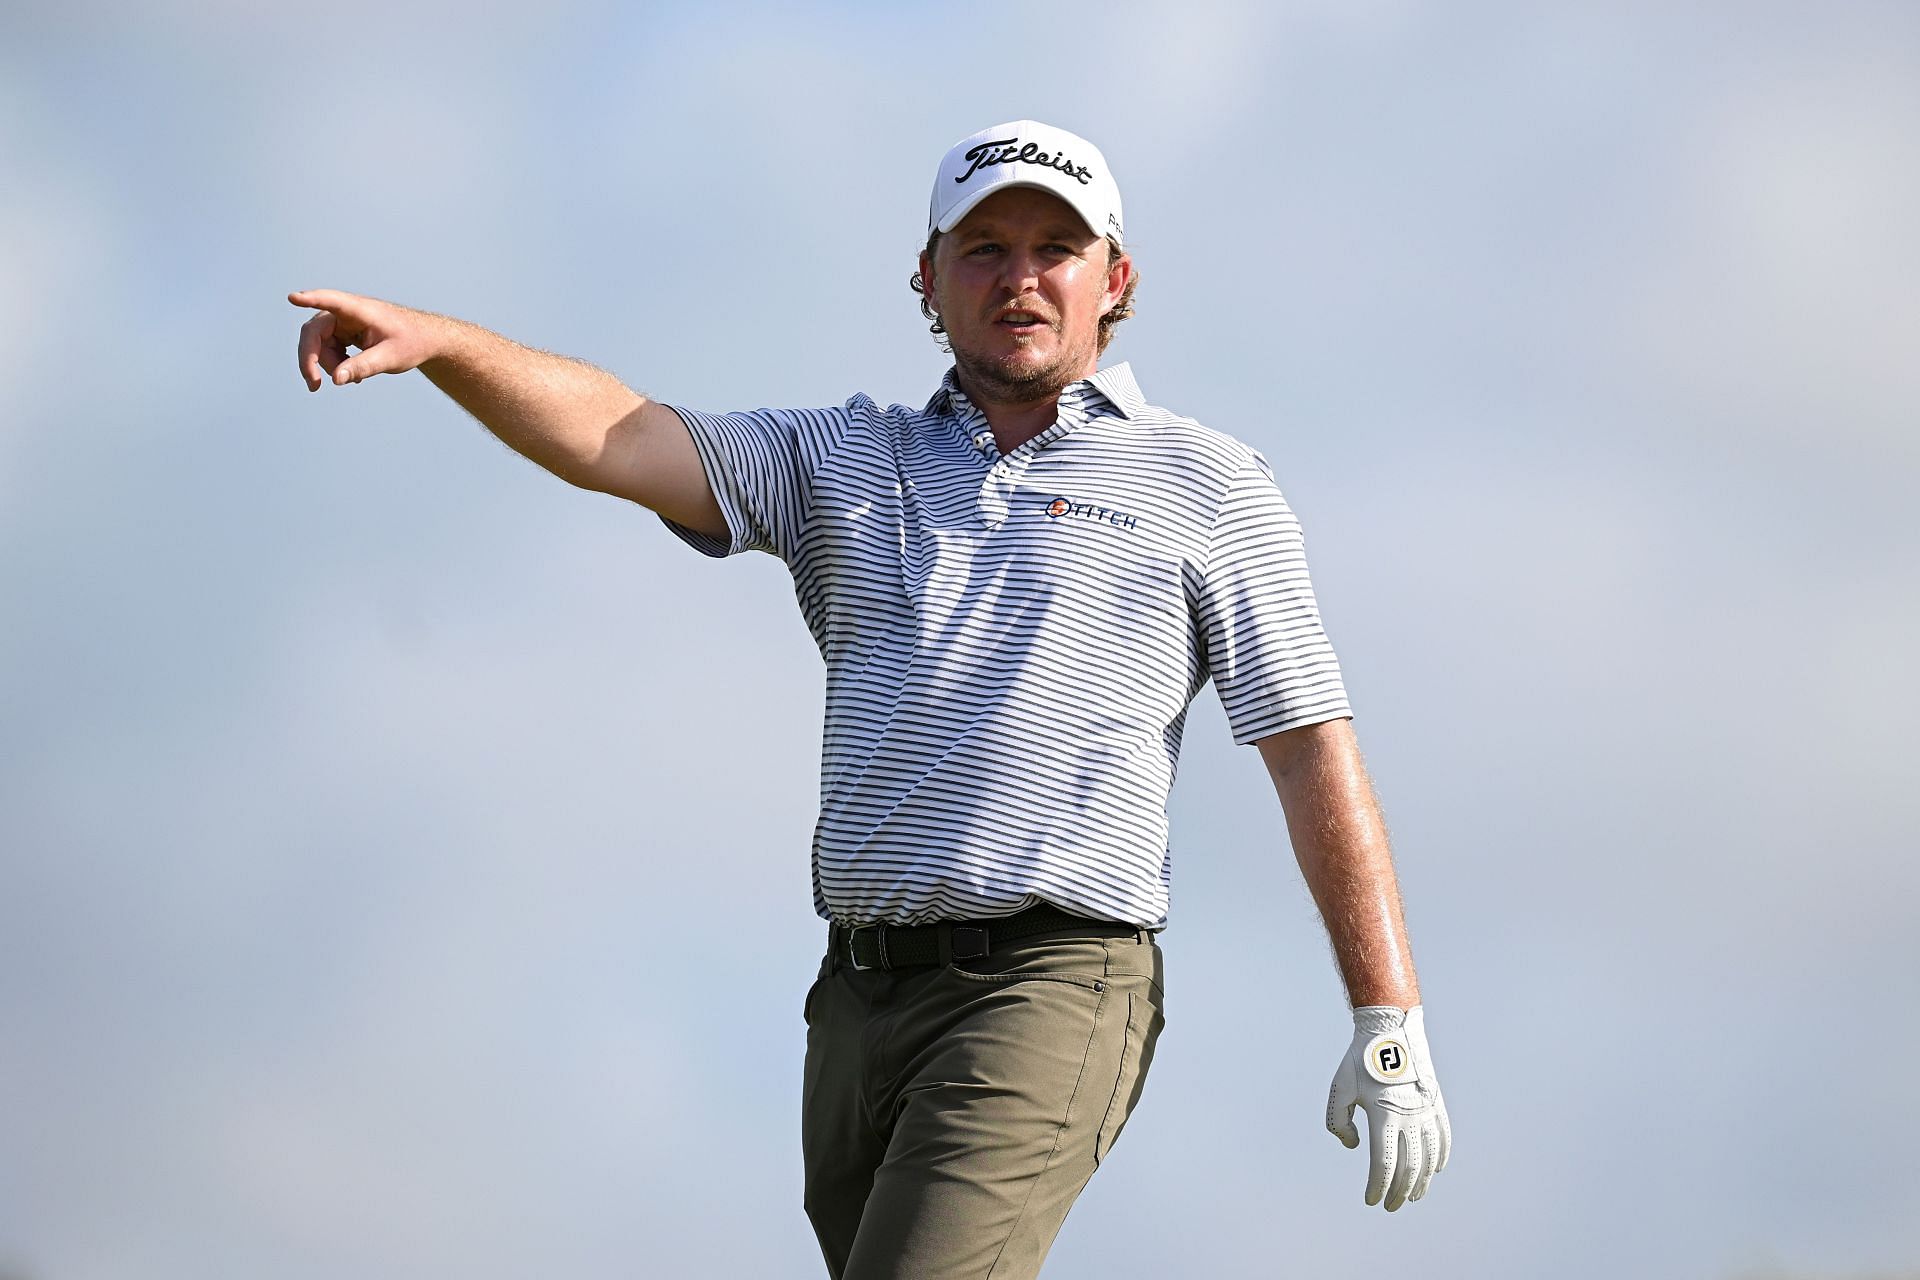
[3,2,1917,1277]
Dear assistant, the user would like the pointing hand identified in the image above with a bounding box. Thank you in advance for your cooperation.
[288,289,443,392]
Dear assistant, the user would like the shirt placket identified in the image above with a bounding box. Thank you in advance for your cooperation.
[952,384,1094,530]
[977,448,1025,529]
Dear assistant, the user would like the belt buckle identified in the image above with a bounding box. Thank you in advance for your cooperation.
[846,923,887,971]
[950,924,990,961]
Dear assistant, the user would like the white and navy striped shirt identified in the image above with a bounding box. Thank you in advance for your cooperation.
[664,363,1350,929]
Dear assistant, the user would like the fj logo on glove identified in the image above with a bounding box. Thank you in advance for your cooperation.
[1362,1034,1412,1084]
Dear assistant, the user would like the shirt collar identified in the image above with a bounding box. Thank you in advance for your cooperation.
[1083,362,1145,420]
[923,361,1145,423]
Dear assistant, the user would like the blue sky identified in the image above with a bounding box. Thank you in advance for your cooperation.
[3,3,1917,1276]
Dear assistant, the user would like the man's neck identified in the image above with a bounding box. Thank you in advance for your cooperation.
[955,363,1097,454]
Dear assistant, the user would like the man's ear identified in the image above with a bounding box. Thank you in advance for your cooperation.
[1100,251,1135,315]
[919,249,937,301]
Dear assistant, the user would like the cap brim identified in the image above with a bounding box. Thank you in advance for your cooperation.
[933,179,1101,239]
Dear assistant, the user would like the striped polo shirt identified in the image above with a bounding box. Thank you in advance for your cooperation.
[663,362,1350,930]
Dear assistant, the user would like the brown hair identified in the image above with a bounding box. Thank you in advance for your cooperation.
[909,231,1139,355]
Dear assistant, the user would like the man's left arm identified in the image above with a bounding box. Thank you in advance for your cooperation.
[1257,716,1452,1210]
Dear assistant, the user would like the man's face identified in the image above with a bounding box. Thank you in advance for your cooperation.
[920,186,1133,405]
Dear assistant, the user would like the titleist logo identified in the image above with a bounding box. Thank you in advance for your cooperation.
[956,137,1095,186]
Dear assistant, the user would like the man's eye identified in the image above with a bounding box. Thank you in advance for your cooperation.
[969,244,1000,256]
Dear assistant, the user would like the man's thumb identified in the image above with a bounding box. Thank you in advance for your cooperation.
[333,343,399,385]
[1326,1071,1360,1148]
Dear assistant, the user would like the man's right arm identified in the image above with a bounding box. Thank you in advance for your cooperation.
[288,288,727,538]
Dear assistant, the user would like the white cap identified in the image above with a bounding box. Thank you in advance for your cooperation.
[929,120,1124,246]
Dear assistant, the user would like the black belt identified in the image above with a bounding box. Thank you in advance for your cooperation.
[830,902,1136,972]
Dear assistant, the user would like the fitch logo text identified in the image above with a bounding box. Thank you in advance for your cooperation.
[1044,496,1140,531]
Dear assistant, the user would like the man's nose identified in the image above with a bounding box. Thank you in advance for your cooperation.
[998,248,1044,292]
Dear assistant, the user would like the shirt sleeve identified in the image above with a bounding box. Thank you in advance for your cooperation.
[1194,452,1353,743]
[657,403,854,562]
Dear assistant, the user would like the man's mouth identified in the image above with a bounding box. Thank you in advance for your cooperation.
[997,310,1048,331]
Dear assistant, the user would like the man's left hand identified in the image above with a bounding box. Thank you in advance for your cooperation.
[1326,1004,1451,1210]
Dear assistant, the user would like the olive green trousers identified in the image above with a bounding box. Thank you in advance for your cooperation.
[800,923,1166,1279]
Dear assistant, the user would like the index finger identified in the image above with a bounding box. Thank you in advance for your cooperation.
[1383,1126,1420,1211]
[287,288,359,314]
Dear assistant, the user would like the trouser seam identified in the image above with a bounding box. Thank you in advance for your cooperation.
[983,983,1109,1279]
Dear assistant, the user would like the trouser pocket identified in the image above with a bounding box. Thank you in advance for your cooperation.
[1095,984,1165,1165]
[941,964,1110,994]
[802,953,831,1025]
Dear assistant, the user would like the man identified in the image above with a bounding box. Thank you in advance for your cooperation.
[289,119,1450,1279]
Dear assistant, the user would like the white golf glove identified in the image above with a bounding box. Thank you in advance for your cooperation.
[1327,1004,1451,1210]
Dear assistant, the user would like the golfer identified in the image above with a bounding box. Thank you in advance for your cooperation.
[289,119,1450,1280]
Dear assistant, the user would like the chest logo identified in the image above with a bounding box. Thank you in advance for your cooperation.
[1044,496,1140,531]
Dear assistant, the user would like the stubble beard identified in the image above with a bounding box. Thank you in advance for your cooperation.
[948,328,1095,408]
